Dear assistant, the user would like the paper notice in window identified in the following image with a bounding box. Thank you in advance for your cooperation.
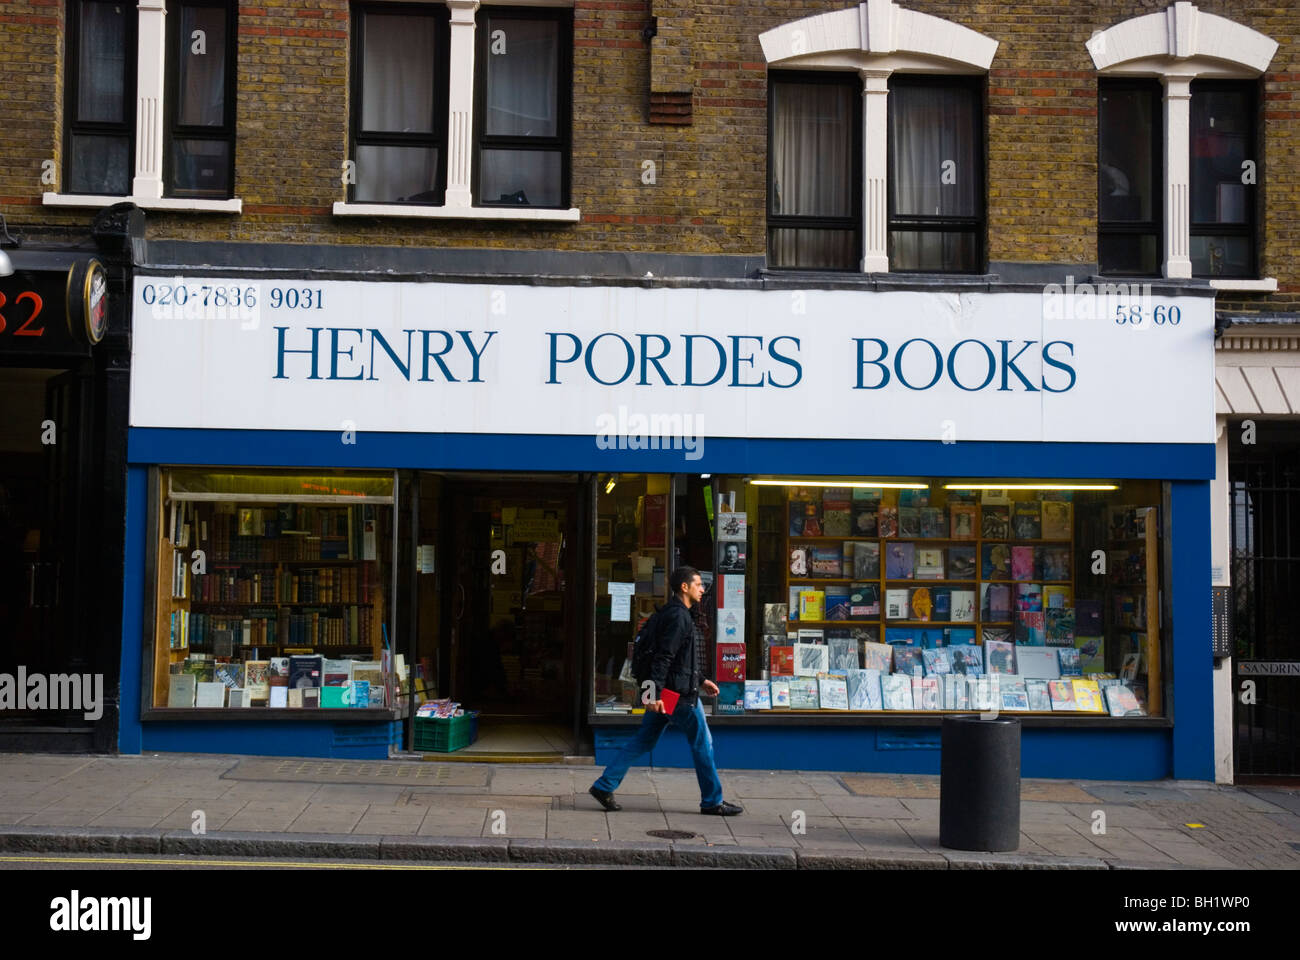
[608,581,635,622]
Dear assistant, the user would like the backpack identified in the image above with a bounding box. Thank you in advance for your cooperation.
[631,606,665,686]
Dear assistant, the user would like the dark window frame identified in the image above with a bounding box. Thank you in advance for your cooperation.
[64,0,138,196]
[163,0,238,199]
[765,70,864,273]
[885,74,986,275]
[348,2,451,205]
[1097,78,1163,278]
[1189,78,1258,279]
[471,5,573,209]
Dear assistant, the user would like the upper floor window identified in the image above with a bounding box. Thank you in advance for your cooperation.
[61,0,239,205]
[887,77,983,274]
[767,73,862,271]
[1098,79,1161,276]
[167,2,237,198]
[759,1,997,274]
[66,0,137,195]
[351,6,450,203]
[1190,81,1256,279]
[347,3,572,210]
[1088,3,1276,284]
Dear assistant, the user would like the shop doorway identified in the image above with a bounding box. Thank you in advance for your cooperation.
[0,366,95,740]
[1230,420,1300,780]
[436,478,584,757]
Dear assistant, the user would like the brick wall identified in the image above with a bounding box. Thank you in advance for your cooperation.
[0,0,63,237]
[0,0,1297,309]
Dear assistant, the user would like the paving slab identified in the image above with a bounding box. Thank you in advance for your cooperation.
[352,809,430,836]
[545,809,610,841]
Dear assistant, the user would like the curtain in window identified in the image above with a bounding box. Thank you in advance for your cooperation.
[889,83,977,271]
[358,13,437,202]
[177,6,227,127]
[77,1,127,123]
[484,18,558,137]
[769,81,854,269]
[890,84,975,218]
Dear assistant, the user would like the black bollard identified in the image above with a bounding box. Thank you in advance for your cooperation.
[939,715,1021,852]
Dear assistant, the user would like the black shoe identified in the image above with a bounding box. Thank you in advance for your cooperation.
[589,785,622,812]
[701,801,743,816]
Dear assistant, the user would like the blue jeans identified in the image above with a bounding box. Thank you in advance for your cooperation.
[593,699,724,809]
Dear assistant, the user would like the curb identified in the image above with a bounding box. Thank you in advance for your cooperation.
[0,826,1165,869]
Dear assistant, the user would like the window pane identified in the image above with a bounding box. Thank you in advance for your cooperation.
[171,139,230,197]
[1099,86,1155,222]
[890,230,978,273]
[484,17,558,137]
[1099,233,1158,276]
[479,148,561,206]
[361,13,436,133]
[769,81,854,218]
[68,133,131,194]
[768,228,857,271]
[77,1,128,123]
[354,144,440,203]
[890,84,977,217]
[1191,234,1252,278]
[177,6,228,126]
[1191,87,1252,225]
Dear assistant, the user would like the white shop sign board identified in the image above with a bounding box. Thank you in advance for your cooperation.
[129,279,1214,445]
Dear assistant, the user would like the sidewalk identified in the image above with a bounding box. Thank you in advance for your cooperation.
[1,752,1298,869]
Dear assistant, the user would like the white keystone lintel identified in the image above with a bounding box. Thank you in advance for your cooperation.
[760,0,997,72]
[1088,2,1277,77]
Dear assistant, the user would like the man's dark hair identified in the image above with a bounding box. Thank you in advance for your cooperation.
[670,565,700,597]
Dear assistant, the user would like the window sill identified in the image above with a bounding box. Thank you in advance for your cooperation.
[43,192,242,213]
[1207,277,1278,293]
[332,201,580,223]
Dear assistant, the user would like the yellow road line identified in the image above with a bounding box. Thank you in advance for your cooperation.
[0,855,545,870]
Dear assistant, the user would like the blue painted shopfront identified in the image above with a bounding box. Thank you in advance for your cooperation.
[119,429,1213,780]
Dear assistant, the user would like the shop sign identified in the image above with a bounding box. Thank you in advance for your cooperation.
[0,259,108,356]
[1237,662,1300,676]
[510,517,561,542]
[130,279,1215,444]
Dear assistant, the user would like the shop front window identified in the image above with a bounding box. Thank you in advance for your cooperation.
[593,475,1165,719]
[151,468,395,710]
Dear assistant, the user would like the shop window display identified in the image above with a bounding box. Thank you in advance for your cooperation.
[592,475,1164,720]
[151,469,395,710]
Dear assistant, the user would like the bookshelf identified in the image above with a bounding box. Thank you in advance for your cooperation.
[777,485,1078,712]
[1106,505,1161,714]
[152,485,389,708]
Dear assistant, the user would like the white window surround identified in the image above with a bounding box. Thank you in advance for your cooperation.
[44,0,242,213]
[1088,2,1278,286]
[334,0,580,222]
[760,0,997,273]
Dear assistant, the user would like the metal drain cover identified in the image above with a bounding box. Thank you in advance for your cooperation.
[1289,842,1300,853]
[647,829,697,840]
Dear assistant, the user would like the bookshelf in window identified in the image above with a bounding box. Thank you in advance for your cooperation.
[778,484,1077,713]
[152,474,393,710]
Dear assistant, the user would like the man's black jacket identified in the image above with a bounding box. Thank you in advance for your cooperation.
[648,594,702,709]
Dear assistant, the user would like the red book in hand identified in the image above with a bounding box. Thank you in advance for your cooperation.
[659,688,680,715]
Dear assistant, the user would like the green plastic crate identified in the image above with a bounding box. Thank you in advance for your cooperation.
[414,713,474,753]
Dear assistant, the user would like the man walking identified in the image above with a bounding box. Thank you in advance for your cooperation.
[589,566,743,816]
